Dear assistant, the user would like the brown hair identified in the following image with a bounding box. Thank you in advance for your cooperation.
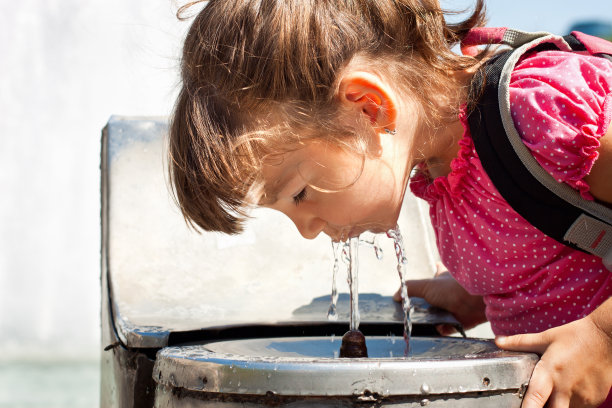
[169,0,487,234]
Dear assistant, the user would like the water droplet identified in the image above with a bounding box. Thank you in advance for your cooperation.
[374,244,384,260]
[341,243,351,264]
[359,234,384,260]
[327,304,338,321]
[420,383,431,394]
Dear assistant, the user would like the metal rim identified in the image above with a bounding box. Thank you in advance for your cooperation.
[153,336,538,397]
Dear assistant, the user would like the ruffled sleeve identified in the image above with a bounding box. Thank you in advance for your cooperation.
[509,50,612,199]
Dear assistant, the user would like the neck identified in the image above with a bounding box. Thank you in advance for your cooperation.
[422,119,464,179]
[411,65,481,179]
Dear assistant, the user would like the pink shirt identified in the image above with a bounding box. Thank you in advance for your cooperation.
[410,50,612,336]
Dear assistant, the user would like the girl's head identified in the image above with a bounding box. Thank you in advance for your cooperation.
[169,0,486,237]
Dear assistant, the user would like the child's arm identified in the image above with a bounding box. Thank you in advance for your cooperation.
[496,297,612,408]
[496,124,612,408]
[584,119,612,204]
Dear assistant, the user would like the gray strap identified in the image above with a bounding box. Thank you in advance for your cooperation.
[565,214,612,258]
[501,30,553,47]
[497,29,612,264]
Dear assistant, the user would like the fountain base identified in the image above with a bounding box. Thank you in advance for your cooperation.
[153,336,538,407]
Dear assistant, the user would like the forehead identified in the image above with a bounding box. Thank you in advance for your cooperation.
[258,146,307,205]
[257,140,363,205]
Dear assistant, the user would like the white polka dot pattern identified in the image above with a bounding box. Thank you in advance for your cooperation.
[410,51,612,336]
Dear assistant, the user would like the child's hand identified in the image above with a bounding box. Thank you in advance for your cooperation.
[393,262,487,335]
[496,306,612,408]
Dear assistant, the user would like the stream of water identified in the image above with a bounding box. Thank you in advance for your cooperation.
[326,241,341,321]
[328,227,413,355]
[387,225,414,355]
[347,237,360,331]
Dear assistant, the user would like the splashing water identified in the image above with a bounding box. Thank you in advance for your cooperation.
[327,241,341,321]
[347,237,360,331]
[373,237,383,260]
[327,234,382,333]
[359,234,384,260]
[386,225,413,355]
[341,241,351,264]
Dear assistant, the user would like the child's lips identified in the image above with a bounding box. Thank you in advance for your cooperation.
[347,227,364,238]
[327,221,396,241]
[326,226,373,241]
[325,226,351,242]
[326,219,396,241]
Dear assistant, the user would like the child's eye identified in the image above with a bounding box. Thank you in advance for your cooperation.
[293,188,307,205]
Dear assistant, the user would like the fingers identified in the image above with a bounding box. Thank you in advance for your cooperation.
[401,279,432,299]
[546,393,570,408]
[521,360,555,408]
[495,332,550,355]
[433,262,448,277]
[393,287,401,302]
[436,324,457,336]
[394,279,432,302]
[496,332,567,408]
[393,262,450,303]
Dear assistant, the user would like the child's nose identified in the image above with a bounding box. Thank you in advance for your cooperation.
[292,216,326,240]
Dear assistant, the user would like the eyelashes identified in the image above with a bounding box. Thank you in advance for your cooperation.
[293,188,307,205]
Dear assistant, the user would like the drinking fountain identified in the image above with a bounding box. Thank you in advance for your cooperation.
[100,116,537,408]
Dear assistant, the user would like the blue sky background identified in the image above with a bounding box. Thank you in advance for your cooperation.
[447,0,612,36]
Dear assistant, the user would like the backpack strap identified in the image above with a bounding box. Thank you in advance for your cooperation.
[569,31,612,62]
[466,28,612,270]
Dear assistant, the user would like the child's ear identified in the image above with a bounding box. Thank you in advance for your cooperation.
[337,71,397,137]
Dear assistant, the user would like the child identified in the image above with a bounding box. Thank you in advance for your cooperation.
[168,0,612,406]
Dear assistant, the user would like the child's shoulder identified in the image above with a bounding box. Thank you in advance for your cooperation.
[511,49,612,99]
[508,49,612,200]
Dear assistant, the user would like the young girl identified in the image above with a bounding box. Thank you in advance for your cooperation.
[168,0,612,406]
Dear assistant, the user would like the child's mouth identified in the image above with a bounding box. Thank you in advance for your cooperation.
[327,225,390,241]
